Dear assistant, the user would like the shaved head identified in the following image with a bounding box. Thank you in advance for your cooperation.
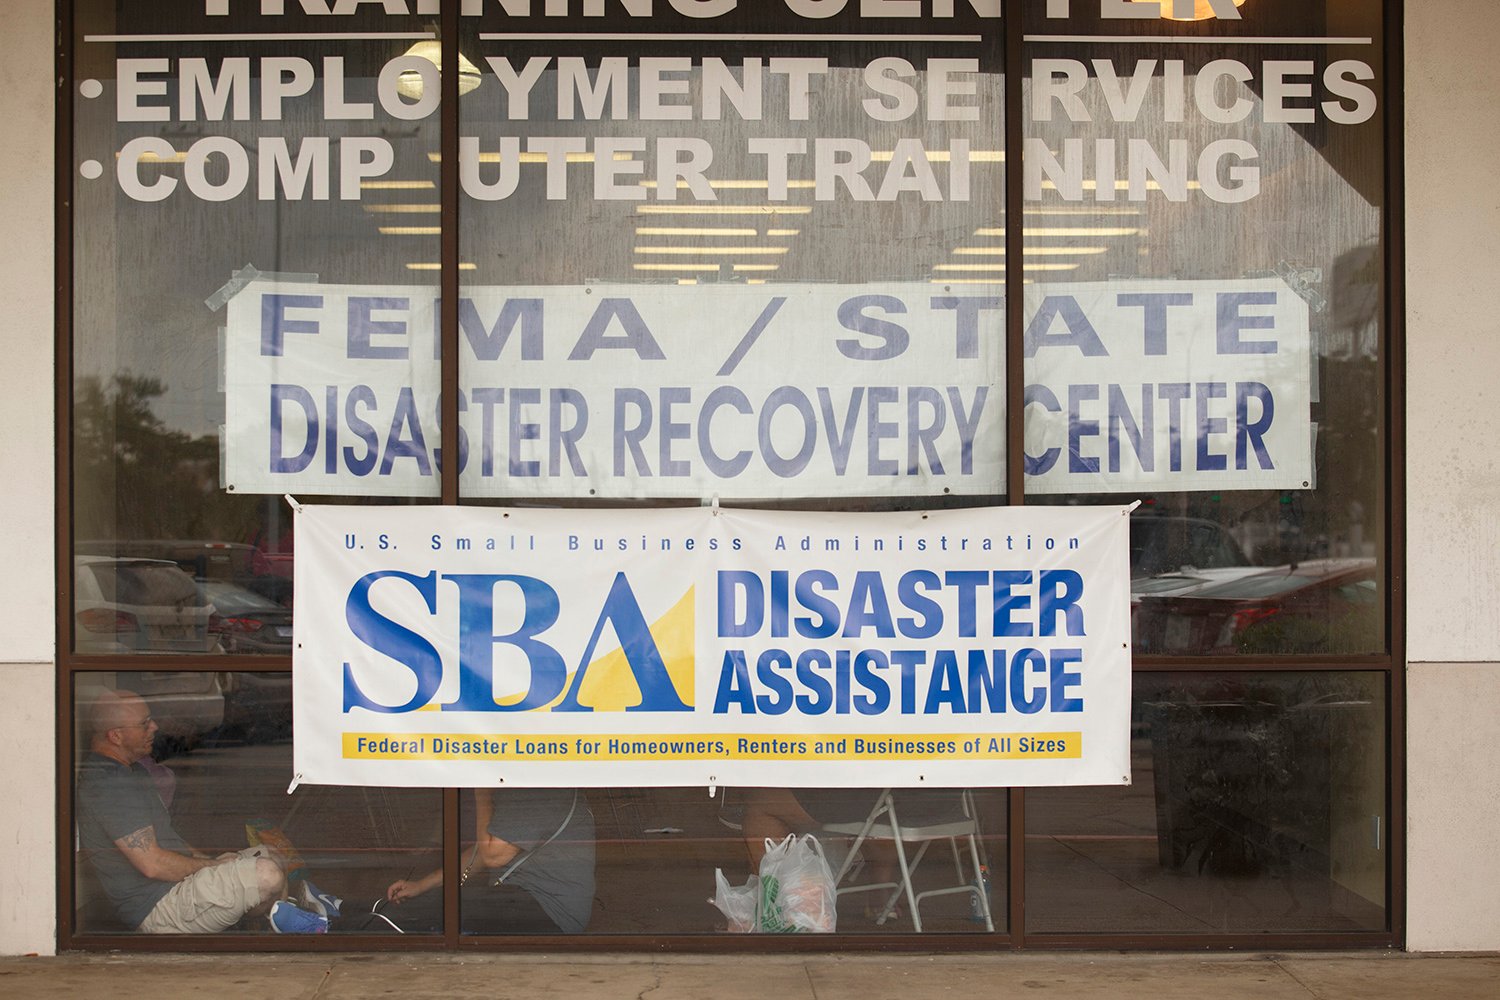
[87,689,146,738]
[86,689,156,763]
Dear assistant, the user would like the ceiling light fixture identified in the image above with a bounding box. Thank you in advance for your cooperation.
[974,227,1144,238]
[636,206,813,216]
[634,246,789,255]
[635,227,760,237]
[397,38,482,100]
[952,246,1111,256]
[1126,0,1247,21]
[364,203,441,214]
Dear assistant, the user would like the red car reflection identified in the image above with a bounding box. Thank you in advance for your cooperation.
[1132,558,1379,655]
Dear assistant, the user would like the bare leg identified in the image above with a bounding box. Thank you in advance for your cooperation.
[742,788,819,869]
[250,856,287,916]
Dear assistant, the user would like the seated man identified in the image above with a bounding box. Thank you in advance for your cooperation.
[384,787,595,934]
[75,689,327,933]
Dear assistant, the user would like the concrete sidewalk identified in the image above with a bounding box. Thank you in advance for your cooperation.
[0,952,1497,1000]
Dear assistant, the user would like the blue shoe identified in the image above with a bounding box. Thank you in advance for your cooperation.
[299,879,343,920]
[269,899,329,933]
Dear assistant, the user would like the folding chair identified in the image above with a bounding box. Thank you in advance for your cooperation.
[821,788,994,932]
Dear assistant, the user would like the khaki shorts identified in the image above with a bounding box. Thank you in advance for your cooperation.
[137,847,269,934]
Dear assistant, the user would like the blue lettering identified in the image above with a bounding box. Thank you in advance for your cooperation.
[700,386,753,477]
[1236,381,1274,470]
[923,650,966,714]
[794,569,840,639]
[717,570,764,638]
[342,570,442,714]
[759,387,816,478]
[261,293,321,357]
[713,650,755,714]
[842,571,894,638]
[348,297,409,360]
[1116,292,1192,355]
[568,298,666,360]
[1024,296,1108,357]
[866,386,900,476]
[269,384,317,474]
[441,574,566,713]
[557,572,691,712]
[378,386,431,477]
[1039,569,1085,637]
[755,649,794,715]
[836,295,909,360]
[1050,648,1084,712]
[896,570,942,639]
[1216,291,1277,354]
[794,649,833,715]
[1195,381,1228,471]
[343,384,380,476]
[1009,648,1047,714]
[1068,384,1101,474]
[1023,384,1062,475]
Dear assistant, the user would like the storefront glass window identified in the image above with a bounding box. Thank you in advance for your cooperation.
[454,4,1006,504]
[1021,0,1387,657]
[1026,671,1387,933]
[73,673,442,935]
[61,0,1398,948]
[456,786,1006,935]
[70,0,444,655]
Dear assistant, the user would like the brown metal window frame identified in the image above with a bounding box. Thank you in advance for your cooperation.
[54,0,1405,953]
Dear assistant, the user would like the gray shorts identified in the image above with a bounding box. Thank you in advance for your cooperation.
[136,847,269,933]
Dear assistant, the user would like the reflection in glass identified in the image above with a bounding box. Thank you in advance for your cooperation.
[1021,0,1387,656]
[441,786,1007,935]
[73,673,441,934]
[1027,672,1387,933]
[456,8,1006,503]
[71,2,443,654]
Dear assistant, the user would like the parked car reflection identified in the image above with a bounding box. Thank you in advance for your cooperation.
[1129,513,1251,580]
[1132,558,1380,655]
[75,556,220,655]
[201,580,293,655]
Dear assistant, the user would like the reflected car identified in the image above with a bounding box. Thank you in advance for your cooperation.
[1132,558,1380,655]
[220,672,293,743]
[202,580,294,655]
[1129,513,1251,580]
[74,556,220,656]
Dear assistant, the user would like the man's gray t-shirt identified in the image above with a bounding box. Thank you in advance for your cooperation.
[486,788,595,933]
[76,754,189,928]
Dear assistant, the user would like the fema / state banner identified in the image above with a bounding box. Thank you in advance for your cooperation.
[224,280,1004,500]
[292,503,1133,789]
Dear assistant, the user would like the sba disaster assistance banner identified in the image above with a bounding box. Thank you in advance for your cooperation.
[293,503,1133,789]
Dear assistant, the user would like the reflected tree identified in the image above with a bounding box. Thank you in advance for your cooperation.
[73,374,257,543]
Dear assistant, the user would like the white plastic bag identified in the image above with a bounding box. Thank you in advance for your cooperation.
[756,834,838,933]
[710,869,760,932]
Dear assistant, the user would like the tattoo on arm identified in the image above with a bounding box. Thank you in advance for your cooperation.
[119,826,156,852]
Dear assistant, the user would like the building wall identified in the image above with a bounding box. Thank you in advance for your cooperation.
[1403,0,1500,953]
[0,0,58,960]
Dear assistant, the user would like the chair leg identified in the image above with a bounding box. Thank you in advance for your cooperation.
[965,830,995,932]
[886,800,924,933]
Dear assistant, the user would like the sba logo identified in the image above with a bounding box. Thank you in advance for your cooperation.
[341,571,693,714]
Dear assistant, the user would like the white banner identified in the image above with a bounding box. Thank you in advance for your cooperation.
[225,280,1005,499]
[1024,278,1313,494]
[292,503,1132,789]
